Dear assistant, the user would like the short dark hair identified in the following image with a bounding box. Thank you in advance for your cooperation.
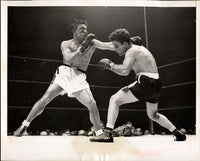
[109,28,131,44]
[70,19,88,32]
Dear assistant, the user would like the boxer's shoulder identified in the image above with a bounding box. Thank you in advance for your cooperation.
[61,39,73,47]
[61,39,78,52]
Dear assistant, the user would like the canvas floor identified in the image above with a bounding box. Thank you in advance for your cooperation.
[1,135,199,161]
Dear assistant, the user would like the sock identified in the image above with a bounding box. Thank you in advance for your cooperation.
[106,124,114,129]
[106,127,113,132]
[169,126,176,133]
[172,129,177,133]
[95,129,103,136]
[172,129,184,137]
[22,120,30,127]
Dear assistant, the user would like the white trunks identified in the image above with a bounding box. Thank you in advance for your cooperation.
[52,65,90,97]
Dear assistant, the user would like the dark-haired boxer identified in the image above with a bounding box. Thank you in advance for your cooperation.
[90,28,186,142]
[14,19,118,138]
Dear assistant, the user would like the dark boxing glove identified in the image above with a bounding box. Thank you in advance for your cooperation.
[131,36,142,46]
[79,33,95,54]
[98,58,115,71]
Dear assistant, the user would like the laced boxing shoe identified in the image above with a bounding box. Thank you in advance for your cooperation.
[173,129,186,141]
[90,129,113,143]
[13,125,27,137]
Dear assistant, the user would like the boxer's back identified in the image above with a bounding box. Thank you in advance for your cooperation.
[131,45,158,74]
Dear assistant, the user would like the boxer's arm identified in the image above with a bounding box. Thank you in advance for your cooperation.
[61,41,82,62]
[111,50,135,76]
[93,39,116,51]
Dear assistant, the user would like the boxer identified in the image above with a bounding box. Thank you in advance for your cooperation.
[14,19,115,138]
[90,28,186,142]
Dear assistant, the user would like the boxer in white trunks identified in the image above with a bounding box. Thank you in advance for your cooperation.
[90,28,186,142]
[14,19,117,137]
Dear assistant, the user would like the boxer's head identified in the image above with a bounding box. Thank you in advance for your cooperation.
[109,28,131,56]
[70,19,88,40]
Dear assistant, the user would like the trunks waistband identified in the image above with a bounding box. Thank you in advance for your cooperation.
[61,64,86,74]
[137,72,159,79]
[127,73,159,89]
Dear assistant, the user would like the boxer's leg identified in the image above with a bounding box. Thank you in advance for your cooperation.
[146,102,176,132]
[90,88,138,142]
[146,102,186,141]
[73,88,103,136]
[14,84,63,137]
[106,88,138,130]
[26,84,63,122]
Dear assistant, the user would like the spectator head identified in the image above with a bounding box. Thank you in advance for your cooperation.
[180,128,186,134]
[40,131,47,136]
[49,132,54,136]
[144,130,150,135]
[78,130,86,136]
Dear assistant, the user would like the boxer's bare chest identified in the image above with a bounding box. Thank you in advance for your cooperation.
[68,41,96,70]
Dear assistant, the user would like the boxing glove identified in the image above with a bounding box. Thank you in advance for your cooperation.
[98,58,115,71]
[79,33,95,54]
[131,36,142,46]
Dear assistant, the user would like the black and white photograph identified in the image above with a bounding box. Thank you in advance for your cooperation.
[1,1,200,161]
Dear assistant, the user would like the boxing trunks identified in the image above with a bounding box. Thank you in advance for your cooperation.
[52,64,90,97]
[128,72,162,103]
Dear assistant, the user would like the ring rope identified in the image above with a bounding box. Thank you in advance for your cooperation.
[158,57,195,69]
[8,55,62,63]
[8,79,122,89]
[8,105,195,111]
[162,81,195,89]
[8,55,98,67]
[8,55,196,69]
[8,79,195,89]
[9,79,49,85]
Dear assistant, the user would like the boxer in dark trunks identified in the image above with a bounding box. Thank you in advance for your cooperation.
[90,28,186,142]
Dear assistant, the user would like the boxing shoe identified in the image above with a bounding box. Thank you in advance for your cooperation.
[13,125,27,137]
[90,130,113,143]
[173,129,186,141]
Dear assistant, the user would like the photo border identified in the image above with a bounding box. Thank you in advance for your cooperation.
[1,0,199,160]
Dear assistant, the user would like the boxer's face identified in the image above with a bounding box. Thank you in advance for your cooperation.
[75,24,88,40]
[112,41,126,56]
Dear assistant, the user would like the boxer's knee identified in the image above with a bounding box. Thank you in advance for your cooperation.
[147,111,159,121]
[87,98,97,108]
[110,93,123,106]
[38,92,56,114]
